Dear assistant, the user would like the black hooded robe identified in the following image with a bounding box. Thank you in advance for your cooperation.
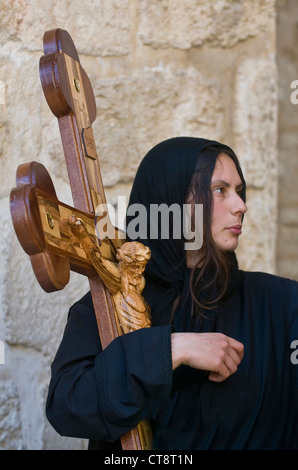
[46,138,298,450]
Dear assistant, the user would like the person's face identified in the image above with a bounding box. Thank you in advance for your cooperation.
[211,154,247,252]
[125,262,146,286]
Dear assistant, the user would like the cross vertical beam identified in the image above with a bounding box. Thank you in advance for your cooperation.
[38,28,148,450]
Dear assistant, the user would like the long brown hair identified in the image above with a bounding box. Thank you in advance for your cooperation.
[187,144,246,316]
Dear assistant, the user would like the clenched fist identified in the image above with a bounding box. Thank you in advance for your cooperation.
[171,332,244,382]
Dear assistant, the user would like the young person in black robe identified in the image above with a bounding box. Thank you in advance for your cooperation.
[46,137,298,450]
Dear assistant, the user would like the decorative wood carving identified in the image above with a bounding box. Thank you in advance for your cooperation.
[10,29,153,450]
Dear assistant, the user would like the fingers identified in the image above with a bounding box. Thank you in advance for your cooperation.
[208,356,237,382]
[208,336,244,382]
[171,332,244,382]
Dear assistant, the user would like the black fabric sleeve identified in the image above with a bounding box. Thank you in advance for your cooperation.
[46,292,173,443]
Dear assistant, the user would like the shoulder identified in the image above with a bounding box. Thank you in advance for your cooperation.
[239,271,298,332]
[64,291,101,351]
[66,291,97,331]
[240,270,298,295]
[70,291,94,314]
[241,270,297,284]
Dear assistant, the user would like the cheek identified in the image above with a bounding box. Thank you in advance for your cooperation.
[211,200,222,233]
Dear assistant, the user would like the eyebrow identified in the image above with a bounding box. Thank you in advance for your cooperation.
[211,179,244,190]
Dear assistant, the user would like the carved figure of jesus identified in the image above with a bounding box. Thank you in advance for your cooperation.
[67,215,151,334]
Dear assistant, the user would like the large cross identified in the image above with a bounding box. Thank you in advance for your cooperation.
[10,28,152,451]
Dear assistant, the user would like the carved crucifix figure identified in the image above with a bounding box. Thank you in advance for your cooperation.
[10,28,152,450]
[67,215,152,334]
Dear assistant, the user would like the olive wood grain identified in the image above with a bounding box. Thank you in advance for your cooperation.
[10,29,152,450]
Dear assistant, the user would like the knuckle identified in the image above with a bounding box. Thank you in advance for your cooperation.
[220,339,229,350]
[214,353,225,369]
[217,333,226,340]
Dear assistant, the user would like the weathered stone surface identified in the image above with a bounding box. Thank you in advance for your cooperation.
[277,147,298,225]
[234,57,278,272]
[276,0,298,281]
[138,0,275,50]
[236,189,277,274]
[0,380,22,450]
[0,0,131,56]
[93,66,224,186]
[234,57,278,189]
[0,51,44,199]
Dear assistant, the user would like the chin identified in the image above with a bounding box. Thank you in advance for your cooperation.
[218,241,239,252]
[227,242,239,252]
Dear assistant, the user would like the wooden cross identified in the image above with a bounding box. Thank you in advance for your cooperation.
[10,28,152,451]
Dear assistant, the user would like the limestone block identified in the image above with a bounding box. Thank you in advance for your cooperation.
[234,58,278,191]
[3,347,47,450]
[0,44,69,202]
[92,66,224,187]
[233,57,278,273]
[0,380,22,450]
[0,28,128,202]
[277,146,298,226]
[0,0,131,57]
[234,57,278,188]
[138,0,275,49]
[236,188,276,273]
[0,51,44,199]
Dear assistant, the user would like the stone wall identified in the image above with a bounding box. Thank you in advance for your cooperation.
[276,0,298,280]
[0,0,286,450]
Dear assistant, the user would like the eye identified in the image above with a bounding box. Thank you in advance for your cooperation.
[213,187,223,194]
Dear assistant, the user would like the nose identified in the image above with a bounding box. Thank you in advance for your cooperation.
[231,193,248,216]
[135,265,144,274]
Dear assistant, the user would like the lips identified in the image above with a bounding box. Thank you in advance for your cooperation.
[226,224,242,235]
